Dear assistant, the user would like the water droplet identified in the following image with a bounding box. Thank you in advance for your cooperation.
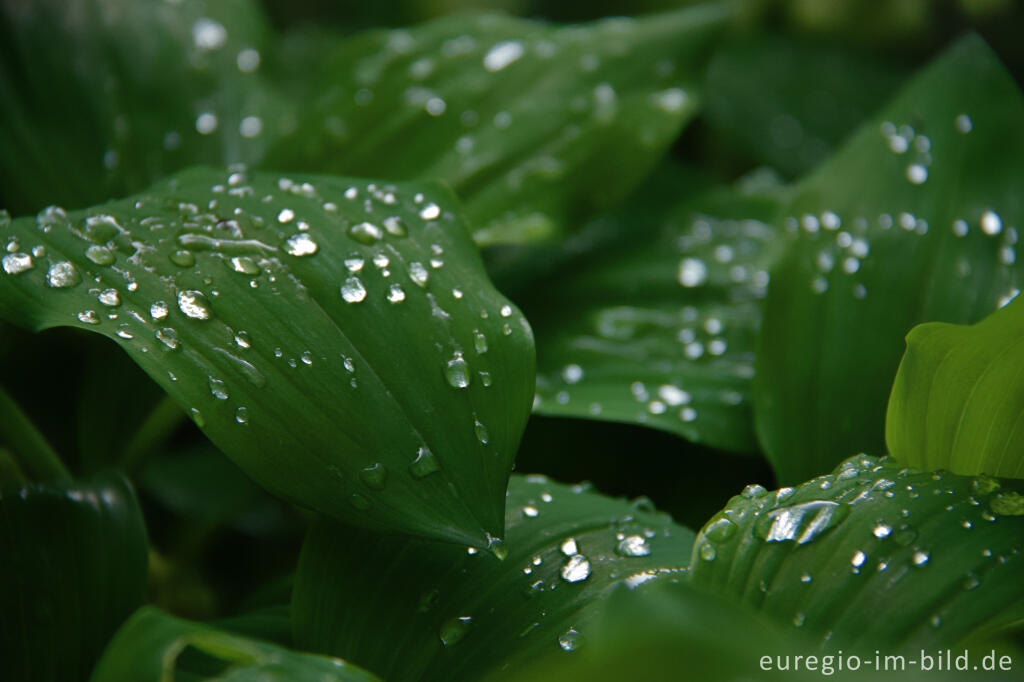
[561,538,578,556]
[341,277,367,303]
[484,40,524,72]
[474,419,489,445]
[912,550,930,567]
[703,517,737,544]
[85,245,115,266]
[851,550,866,568]
[439,617,472,646]
[616,534,651,557]
[893,527,918,546]
[360,462,388,490]
[445,352,471,388]
[677,258,707,287]
[990,491,1024,516]
[349,222,383,244]
[562,364,583,384]
[473,329,488,354]
[558,628,583,652]
[177,290,212,319]
[190,408,205,428]
[487,533,507,560]
[419,203,441,220]
[231,256,261,274]
[699,542,716,561]
[77,310,100,325]
[383,216,407,236]
[793,612,806,627]
[2,253,33,275]
[408,261,429,287]
[150,301,169,320]
[169,250,195,267]
[981,210,1002,236]
[235,407,249,424]
[561,554,591,583]
[46,262,80,288]
[208,377,229,400]
[98,288,120,307]
[410,446,440,478]
[350,493,371,510]
[755,501,850,544]
[872,523,893,538]
[285,233,318,256]
[155,327,179,349]
[387,283,406,303]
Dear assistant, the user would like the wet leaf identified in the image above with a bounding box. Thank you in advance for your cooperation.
[754,35,1024,483]
[689,454,1024,651]
[887,294,1024,479]
[0,167,534,547]
[1,471,148,682]
[0,0,283,215]
[267,5,730,245]
[527,184,782,454]
[91,607,379,682]
[293,474,694,682]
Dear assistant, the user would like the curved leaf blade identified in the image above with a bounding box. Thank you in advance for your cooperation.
[0,167,534,546]
[528,185,781,453]
[0,0,284,215]
[268,5,730,245]
[754,34,1024,483]
[0,471,148,682]
[887,294,1024,478]
[91,607,379,682]
[293,474,694,682]
[689,454,1024,651]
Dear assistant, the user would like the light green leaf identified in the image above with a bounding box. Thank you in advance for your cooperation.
[1,471,149,682]
[0,167,534,547]
[689,454,1024,651]
[267,4,730,245]
[887,294,1024,478]
[754,34,1024,484]
[293,474,694,682]
[527,184,782,453]
[0,0,284,215]
[90,607,379,682]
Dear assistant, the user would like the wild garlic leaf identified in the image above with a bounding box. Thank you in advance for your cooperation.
[91,607,380,682]
[689,454,1024,651]
[754,35,1024,484]
[527,185,782,454]
[293,474,694,682]
[267,4,731,245]
[0,0,284,215]
[887,295,1024,479]
[0,167,535,547]
[1,472,149,682]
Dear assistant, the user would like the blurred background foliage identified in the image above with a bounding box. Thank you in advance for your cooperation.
[2,0,1023,624]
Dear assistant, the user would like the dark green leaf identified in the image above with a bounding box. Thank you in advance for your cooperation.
[267,5,730,245]
[0,167,534,547]
[528,184,781,453]
[293,474,694,682]
[0,0,283,215]
[754,35,1024,483]
[689,454,1024,651]
[90,606,379,682]
[887,294,1024,478]
[0,471,148,682]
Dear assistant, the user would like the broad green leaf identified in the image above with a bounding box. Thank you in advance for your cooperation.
[267,4,730,245]
[293,474,694,682]
[91,606,379,682]
[0,167,535,547]
[887,294,1024,478]
[754,35,1024,483]
[1,471,149,682]
[0,0,284,215]
[703,33,908,178]
[527,184,782,453]
[689,454,1024,651]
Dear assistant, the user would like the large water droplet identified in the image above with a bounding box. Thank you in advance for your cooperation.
[150,301,169,320]
[754,501,850,544]
[285,233,318,256]
[703,516,737,544]
[2,253,33,275]
[561,554,591,583]
[445,352,471,388]
[349,222,383,245]
[177,290,212,319]
[98,288,121,307]
[616,534,651,557]
[85,245,115,266]
[46,261,81,288]
[341,277,367,303]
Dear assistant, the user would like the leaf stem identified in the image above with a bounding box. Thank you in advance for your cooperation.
[120,395,186,475]
[0,384,70,481]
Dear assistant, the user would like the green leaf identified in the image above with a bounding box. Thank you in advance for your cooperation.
[527,184,782,453]
[293,474,694,682]
[0,167,534,547]
[887,294,1024,478]
[688,454,1024,651]
[90,607,379,682]
[0,0,283,215]
[1,471,149,682]
[754,34,1024,483]
[267,4,730,245]
[703,33,909,178]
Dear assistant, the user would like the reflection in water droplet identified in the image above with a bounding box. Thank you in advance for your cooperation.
[561,538,578,556]
[990,491,1024,516]
[387,283,406,303]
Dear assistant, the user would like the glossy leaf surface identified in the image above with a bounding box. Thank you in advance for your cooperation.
[887,294,1024,479]
[0,167,535,547]
[268,5,730,244]
[293,474,694,682]
[689,454,1024,651]
[1,471,148,682]
[91,607,379,682]
[754,35,1024,483]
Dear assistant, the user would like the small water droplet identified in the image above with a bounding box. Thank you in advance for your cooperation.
[561,538,578,556]
[208,377,229,400]
[699,542,716,561]
[85,245,115,266]
[558,628,583,652]
[150,301,169,320]
[473,419,489,445]
[285,233,318,256]
[190,408,205,428]
[98,288,120,307]
[341,276,367,303]
[439,616,472,646]
[177,290,212,319]
[230,256,261,274]
[445,352,471,388]
[169,250,195,267]
[387,283,406,303]
[703,517,737,544]
[46,261,81,288]
[616,534,651,557]
[561,554,591,583]
[77,310,100,324]
[155,327,179,349]
[912,550,930,567]
[350,493,371,510]
[235,407,249,424]
[360,463,388,490]
[410,446,440,478]
[349,222,383,245]
[408,261,429,287]
[473,329,488,354]
[419,203,441,220]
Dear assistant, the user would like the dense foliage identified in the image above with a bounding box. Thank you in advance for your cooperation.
[2,1,1024,680]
